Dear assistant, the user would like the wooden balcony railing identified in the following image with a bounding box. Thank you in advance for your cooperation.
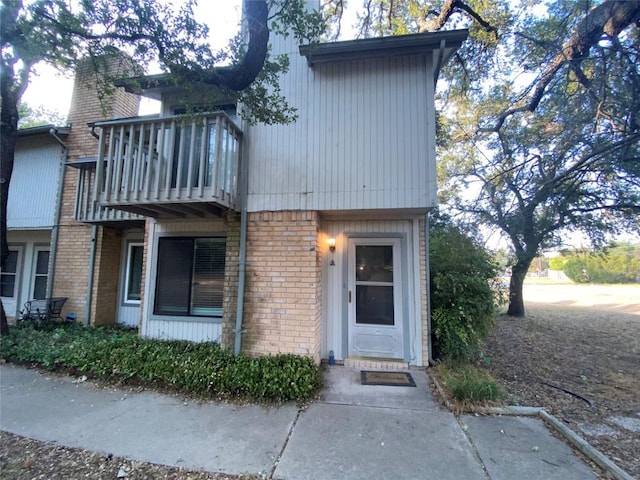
[90,112,242,218]
[71,159,145,224]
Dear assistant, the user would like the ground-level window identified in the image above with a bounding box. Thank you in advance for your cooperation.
[124,243,144,303]
[154,237,225,317]
[32,249,49,300]
[0,250,19,297]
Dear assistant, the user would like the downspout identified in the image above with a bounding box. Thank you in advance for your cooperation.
[85,225,98,327]
[233,132,249,356]
[46,128,68,300]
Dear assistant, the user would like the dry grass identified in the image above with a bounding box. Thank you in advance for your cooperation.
[484,283,640,478]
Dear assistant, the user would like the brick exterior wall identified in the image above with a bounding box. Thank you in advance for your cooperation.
[240,211,322,362]
[221,215,240,347]
[52,56,140,324]
[92,227,122,326]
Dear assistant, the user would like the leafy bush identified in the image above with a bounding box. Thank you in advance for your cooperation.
[560,243,640,284]
[437,363,502,403]
[430,217,501,362]
[0,323,321,403]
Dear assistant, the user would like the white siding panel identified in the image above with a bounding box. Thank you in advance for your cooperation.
[246,33,436,213]
[145,319,222,343]
[8,139,61,229]
[117,305,140,328]
[320,217,424,366]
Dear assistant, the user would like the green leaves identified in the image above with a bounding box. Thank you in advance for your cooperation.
[0,323,322,403]
[429,217,500,361]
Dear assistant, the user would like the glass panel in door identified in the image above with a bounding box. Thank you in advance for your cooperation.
[32,250,49,299]
[355,245,394,326]
[0,250,19,298]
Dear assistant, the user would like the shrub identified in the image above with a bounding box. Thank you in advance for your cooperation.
[437,363,502,403]
[0,323,321,403]
[429,217,501,361]
[559,243,640,284]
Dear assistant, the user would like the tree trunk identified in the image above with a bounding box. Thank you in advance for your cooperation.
[0,302,8,335]
[507,261,529,316]
[1,53,20,337]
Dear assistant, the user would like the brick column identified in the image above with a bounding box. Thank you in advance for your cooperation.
[241,211,321,362]
[52,55,140,324]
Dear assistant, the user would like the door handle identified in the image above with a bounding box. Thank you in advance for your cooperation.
[348,290,352,303]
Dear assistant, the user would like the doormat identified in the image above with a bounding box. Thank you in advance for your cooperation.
[361,371,416,387]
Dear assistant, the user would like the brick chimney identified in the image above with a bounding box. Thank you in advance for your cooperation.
[66,54,141,161]
[53,54,142,324]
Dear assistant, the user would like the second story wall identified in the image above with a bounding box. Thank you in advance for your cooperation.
[8,134,62,229]
[245,34,437,213]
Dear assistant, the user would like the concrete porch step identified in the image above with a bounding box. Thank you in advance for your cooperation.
[343,357,410,371]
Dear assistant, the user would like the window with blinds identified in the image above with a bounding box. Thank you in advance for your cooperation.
[154,237,226,317]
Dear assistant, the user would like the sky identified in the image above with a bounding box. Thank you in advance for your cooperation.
[21,1,244,120]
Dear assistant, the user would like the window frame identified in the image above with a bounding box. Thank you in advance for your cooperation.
[31,245,50,300]
[150,234,226,323]
[123,242,144,305]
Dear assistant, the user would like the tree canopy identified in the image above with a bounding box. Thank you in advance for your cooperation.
[328,0,640,315]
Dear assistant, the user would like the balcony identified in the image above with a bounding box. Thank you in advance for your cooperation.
[88,112,242,219]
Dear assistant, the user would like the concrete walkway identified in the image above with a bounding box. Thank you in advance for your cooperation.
[0,364,598,479]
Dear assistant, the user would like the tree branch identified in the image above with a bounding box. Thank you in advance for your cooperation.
[480,0,640,132]
[420,0,497,36]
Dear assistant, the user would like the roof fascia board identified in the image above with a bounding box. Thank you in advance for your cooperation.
[299,29,468,66]
[17,125,70,137]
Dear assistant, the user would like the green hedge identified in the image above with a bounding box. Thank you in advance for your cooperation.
[430,218,503,361]
[0,323,321,403]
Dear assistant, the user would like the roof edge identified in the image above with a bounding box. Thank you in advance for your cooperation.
[18,124,70,137]
[299,29,468,66]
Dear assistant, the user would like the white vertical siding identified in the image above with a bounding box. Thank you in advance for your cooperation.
[117,305,140,328]
[140,218,227,342]
[144,319,222,342]
[246,32,436,213]
[8,138,61,229]
[320,217,425,365]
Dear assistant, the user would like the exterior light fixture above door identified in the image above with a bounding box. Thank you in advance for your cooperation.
[328,238,336,266]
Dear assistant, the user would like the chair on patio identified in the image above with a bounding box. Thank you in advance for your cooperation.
[18,297,68,324]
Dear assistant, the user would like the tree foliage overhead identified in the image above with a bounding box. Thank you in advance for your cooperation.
[327,0,640,316]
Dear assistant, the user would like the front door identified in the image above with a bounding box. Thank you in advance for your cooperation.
[347,238,404,360]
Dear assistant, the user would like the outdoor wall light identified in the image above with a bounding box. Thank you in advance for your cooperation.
[328,238,336,266]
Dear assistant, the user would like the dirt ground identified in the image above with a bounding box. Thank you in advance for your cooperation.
[0,431,257,480]
[484,282,640,478]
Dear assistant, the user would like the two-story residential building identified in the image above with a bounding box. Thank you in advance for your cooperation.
[17,22,466,367]
[1,125,69,320]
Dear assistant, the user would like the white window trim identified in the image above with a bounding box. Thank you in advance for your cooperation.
[31,245,50,300]
[123,242,144,305]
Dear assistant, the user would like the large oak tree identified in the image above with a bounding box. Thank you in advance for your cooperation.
[334,0,640,315]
